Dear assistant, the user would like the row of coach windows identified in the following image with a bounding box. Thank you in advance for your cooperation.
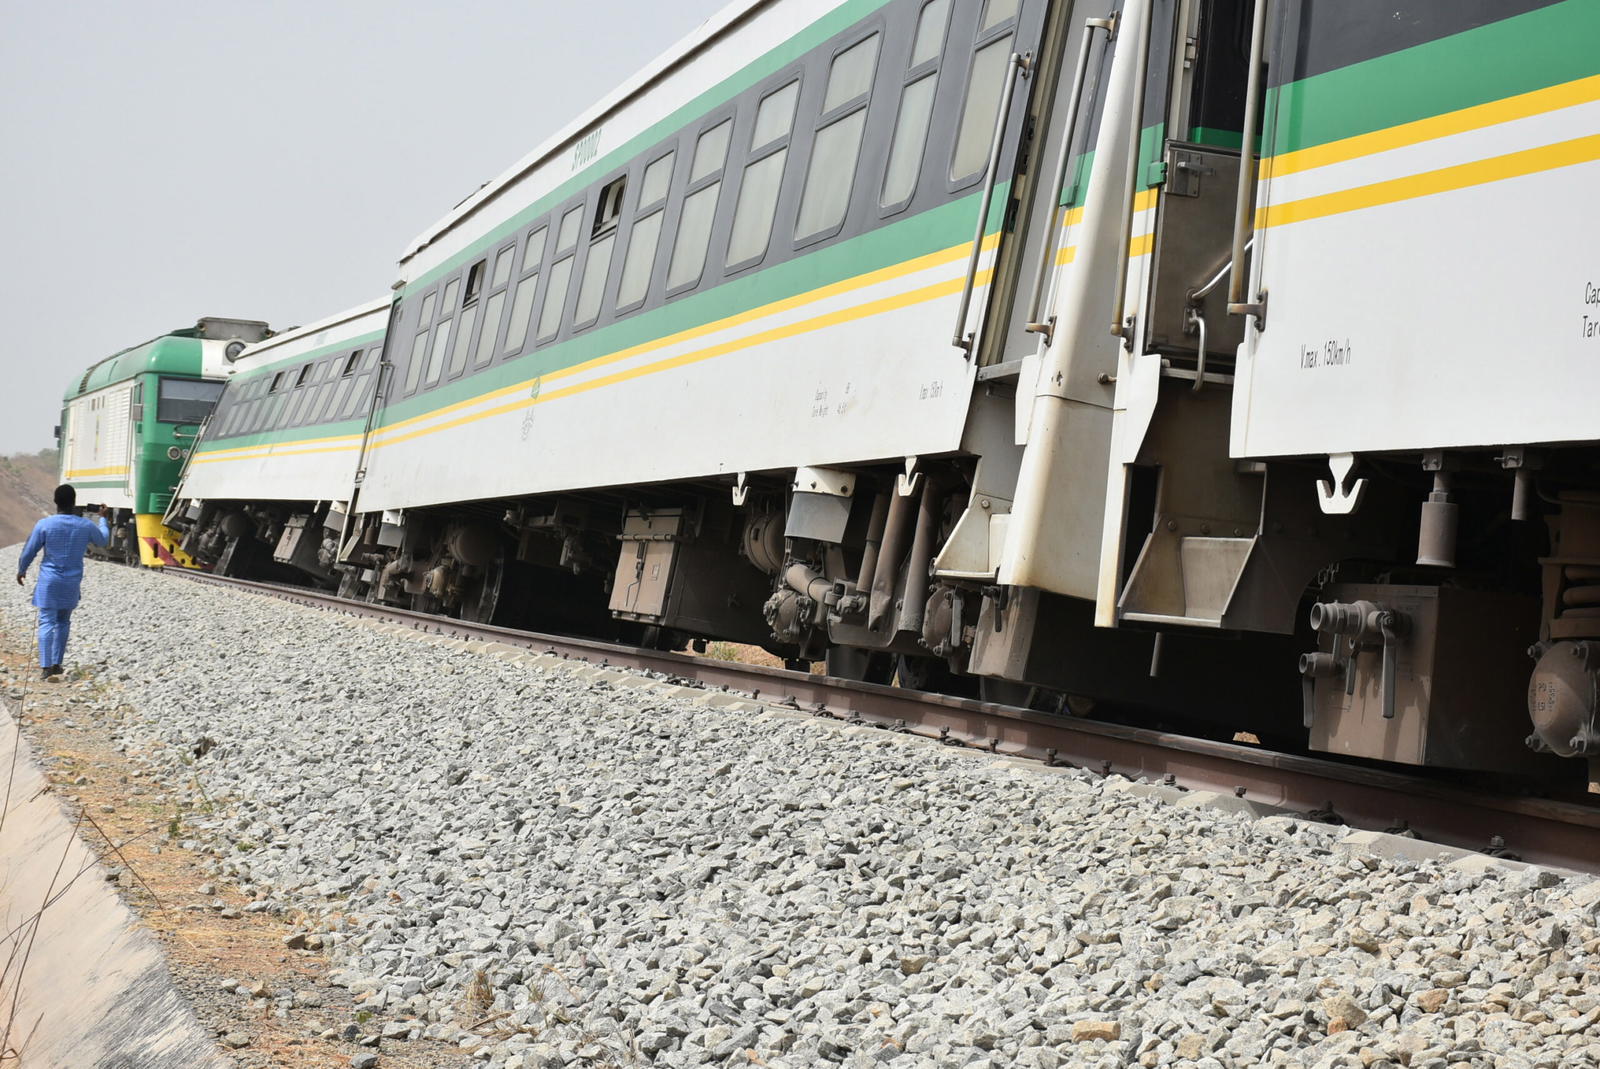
[397,0,1016,400]
[214,346,379,439]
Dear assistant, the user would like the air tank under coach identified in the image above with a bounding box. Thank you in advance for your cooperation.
[161,0,1600,791]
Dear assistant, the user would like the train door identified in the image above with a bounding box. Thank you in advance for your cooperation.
[941,0,1057,361]
[966,0,1120,374]
[1093,0,1394,638]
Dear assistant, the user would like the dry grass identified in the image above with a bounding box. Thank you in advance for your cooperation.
[701,642,821,674]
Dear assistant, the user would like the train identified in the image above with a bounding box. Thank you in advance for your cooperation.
[62,0,1598,790]
[57,318,271,566]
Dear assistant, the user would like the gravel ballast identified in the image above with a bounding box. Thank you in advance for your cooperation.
[5,553,1600,1069]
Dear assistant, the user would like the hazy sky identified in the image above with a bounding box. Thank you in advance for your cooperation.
[0,0,728,455]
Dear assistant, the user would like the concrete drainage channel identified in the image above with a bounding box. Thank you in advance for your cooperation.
[0,690,226,1068]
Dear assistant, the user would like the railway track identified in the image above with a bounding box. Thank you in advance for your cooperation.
[165,567,1600,872]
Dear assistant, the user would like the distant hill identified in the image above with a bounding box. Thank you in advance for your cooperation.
[0,450,60,547]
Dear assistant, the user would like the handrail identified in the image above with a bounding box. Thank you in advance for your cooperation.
[1191,238,1251,303]
[163,411,212,527]
[1106,0,1155,347]
[1227,0,1270,319]
[952,50,1032,355]
[1024,17,1114,341]
[352,359,393,485]
[1187,307,1208,393]
[354,298,404,485]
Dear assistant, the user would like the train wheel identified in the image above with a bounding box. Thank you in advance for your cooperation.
[460,558,505,625]
[895,654,979,698]
[824,646,895,684]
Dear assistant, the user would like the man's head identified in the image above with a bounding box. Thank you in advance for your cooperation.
[53,484,76,513]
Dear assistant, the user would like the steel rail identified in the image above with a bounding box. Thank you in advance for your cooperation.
[164,568,1600,871]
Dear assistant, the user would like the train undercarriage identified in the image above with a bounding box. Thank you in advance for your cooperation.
[166,432,1600,801]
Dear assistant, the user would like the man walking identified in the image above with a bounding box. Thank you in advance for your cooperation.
[15,485,109,681]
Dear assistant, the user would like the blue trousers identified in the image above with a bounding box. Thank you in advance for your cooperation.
[37,608,72,669]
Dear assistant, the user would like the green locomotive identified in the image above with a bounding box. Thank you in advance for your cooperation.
[58,317,270,566]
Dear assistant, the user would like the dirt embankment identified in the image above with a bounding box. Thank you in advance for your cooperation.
[0,449,59,546]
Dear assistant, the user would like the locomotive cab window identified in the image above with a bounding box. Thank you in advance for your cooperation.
[950,0,1018,185]
[157,378,225,424]
[882,0,950,212]
[796,33,880,244]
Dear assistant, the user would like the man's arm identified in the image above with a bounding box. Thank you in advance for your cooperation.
[85,509,111,547]
[16,519,45,584]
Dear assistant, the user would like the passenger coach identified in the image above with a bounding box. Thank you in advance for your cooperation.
[166,0,1600,792]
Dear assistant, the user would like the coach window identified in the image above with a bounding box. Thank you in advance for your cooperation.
[538,205,584,340]
[403,289,439,395]
[316,361,340,421]
[231,384,255,434]
[266,378,289,430]
[575,175,627,328]
[503,225,548,356]
[448,257,487,378]
[269,371,285,393]
[246,380,270,433]
[300,365,327,425]
[262,384,289,431]
[290,365,318,425]
[341,348,381,419]
[342,349,362,376]
[284,366,314,425]
[473,243,517,368]
[882,0,949,211]
[667,119,732,291]
[308,360,342,424]
[727,80,799,269]
[327,362,357,422]
[616,150,675,310]
[212,395,237,437]
[796,33,880,243]
[302,363,333,426]
[425,277,462,387]
[237,395,258,436]
[950,0,1017,184]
